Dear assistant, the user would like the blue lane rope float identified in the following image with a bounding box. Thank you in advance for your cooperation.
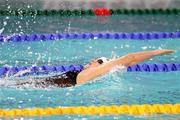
[0,65,84,77]
[1,32,180,42]
[0,63,180,77]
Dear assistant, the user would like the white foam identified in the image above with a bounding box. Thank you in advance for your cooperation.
[13,69,31,77]
[110,65,126,73]
[0,28,4,34]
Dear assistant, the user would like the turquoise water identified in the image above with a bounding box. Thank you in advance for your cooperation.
[1,15,180,34]
[0,38,180,119]
[0,13,180,119]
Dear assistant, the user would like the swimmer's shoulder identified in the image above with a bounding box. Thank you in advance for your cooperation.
[77,60,117,84]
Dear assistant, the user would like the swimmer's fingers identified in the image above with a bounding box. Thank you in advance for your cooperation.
[162,50,174,54]
[154,49,174,55]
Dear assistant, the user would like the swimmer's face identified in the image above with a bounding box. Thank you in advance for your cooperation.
[84,59,102,69]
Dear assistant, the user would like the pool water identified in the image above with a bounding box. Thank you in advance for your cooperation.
[1,15,180,34]
[0,38,180,119]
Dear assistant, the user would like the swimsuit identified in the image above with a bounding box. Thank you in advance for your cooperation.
[44,70,80,87]
[16,70,81,88]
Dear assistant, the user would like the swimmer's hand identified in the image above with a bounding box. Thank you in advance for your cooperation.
[153,49,174,55]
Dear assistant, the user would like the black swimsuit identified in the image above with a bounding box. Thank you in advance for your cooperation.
[44,70,80,87]
[17,70,81,88]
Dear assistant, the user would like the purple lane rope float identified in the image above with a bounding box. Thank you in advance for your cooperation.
[0,63,180,77]
[1,32,180,42]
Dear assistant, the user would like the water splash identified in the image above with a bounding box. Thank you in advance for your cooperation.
[89,65,126,87]
[111,51,119,60]
[0,28,4,34]
[64,20,72,33]
[13,69,32,77]
[0,75,57,90]
[0,20,7,34]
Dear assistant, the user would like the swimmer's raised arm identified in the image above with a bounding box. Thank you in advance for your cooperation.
[76,49,174,84]
[114,49,174,67]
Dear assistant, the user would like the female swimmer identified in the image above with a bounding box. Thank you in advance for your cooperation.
[17,49,174,87]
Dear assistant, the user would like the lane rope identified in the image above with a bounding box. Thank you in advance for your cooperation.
[0,104,179,117]
[0,63,179,77]
[1,32,180,42]
[0,9,180,16]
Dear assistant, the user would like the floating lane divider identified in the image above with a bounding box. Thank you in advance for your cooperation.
[0,9,180,16]
[0,63,180,77]
[1,32,180,42]
[0,104,179,117]
[93,8,110,16]
[0,65,84,77]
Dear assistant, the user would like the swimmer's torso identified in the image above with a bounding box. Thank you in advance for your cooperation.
[16,70,80,88]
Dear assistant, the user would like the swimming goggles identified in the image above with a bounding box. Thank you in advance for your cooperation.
[97,57,109,64]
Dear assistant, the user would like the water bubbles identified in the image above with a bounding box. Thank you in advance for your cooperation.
[0,60,6,64]
[113,116,119,120]
[5,16,9,20]
[63,56,67,60]
[25,22,29,26]
[68,88,74,91]
[27,46,31,50]
[158,46,162,49]
[15,60,19,64]
[27,5,31,8]
[7,5,10,9]
[85,50,89,53]
[48,58,51,65]
[15,118,24,120]
[114,46,118,49]
[3,21,7,26]
[94,37,98,39]
[19,100,24,104]
[0,28,4,34]
[7,97,15,100]
[125,44,130,48]
[89,46,93,49]
[129,87,133,91]
[40,95,44,98]
[66,92,70,96]
[67,21,71,32]
[20,117,24,120]
[28,52,33,55]
[142,46,148,50]
[171,58,175,61]
[19,25,22,29]
[81,118,88,120]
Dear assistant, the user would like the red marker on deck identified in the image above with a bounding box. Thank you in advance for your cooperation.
[93,8,110,16]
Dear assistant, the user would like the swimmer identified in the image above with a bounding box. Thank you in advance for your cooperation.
[16,49,174,88]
